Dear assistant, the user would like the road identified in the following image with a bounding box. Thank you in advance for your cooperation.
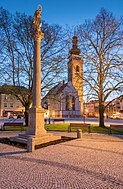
[51,117,123,125]
[0,117,123,128]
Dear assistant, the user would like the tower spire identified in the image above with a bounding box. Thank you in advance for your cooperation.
[69,36,81,56]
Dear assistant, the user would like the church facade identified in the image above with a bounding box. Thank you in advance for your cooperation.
[42,36,83,118]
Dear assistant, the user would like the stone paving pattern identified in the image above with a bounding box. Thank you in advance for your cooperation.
[0,131,123,189]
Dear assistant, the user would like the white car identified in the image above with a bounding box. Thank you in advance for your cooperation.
[110,113,123,119]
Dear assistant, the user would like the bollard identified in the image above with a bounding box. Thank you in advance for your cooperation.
[77,129,82,139]
[27,138,35,152]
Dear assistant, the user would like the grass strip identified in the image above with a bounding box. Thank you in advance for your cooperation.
[1,124,123,135]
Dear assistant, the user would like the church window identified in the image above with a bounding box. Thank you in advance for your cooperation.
[66,95,70,110]
[76,65,79,72]
[66,95,75,111]
[42,101,48,109]
[60,96,62,111]
[72,96,75,110]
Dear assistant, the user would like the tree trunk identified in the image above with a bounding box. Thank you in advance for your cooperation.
[99,102,105,127]
[24,107,29,126]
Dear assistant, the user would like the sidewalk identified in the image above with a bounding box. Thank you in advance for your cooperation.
[1,130,123,141]
[0,131,123,189]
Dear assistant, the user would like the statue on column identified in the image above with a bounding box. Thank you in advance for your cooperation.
[33,7,42,33]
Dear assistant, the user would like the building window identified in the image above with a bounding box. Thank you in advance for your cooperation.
[42,101,48,109]
[4,96,7,101]
[4,103,7,108]
[16,104,19,108]
[10,96,14,100]
[66,96,75,111]
[10,103,13,108]
[76,65,79,73]
[72,96,75,111]
[66,95,70,110]
[60,96,62,111]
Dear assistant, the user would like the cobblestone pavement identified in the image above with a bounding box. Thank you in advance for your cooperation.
[0,131,123,189]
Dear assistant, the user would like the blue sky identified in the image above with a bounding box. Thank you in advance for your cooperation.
[0,0,123,26]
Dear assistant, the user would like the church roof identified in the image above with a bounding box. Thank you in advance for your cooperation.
[44,81,68,98]
[56,83,68,94]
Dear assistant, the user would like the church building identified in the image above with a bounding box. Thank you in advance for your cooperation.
[42,36,83,118]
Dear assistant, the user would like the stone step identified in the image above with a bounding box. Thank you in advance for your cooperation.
[33,135,61,146]
[10,136,28,144]
[10,135,61,145]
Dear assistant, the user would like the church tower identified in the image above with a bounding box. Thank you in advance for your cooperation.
[68,36,83,116]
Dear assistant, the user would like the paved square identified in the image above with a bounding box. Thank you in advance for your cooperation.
[0,132,123,189]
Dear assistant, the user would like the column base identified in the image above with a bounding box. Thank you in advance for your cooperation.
[26,107,46,136]
[10,133,61,152]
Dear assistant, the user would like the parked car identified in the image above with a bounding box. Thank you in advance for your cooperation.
[110,113,123,119]
[9,115,14,119]
[17,115,22,119]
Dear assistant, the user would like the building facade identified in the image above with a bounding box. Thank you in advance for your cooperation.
[84,100,99,117]
[0,86,25,117]
[43,81,81,118]
[42,36,84,118]
[84,97,123,118]
[0,93,25,117]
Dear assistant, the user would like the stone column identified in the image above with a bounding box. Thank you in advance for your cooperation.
[26,8,46,136]
[33,32,43,108]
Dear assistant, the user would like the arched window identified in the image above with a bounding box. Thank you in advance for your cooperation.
[66,95,70,110]
[72,96,75,110]
[66,95,75,111]
[76,65,79,72]
[42,101,48,109]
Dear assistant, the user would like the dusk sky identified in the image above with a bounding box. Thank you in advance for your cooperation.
[0,0,123,26]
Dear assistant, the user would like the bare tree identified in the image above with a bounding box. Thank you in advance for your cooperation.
[76,8,123,127]
[0,7,17,85]
[0,7,68,125]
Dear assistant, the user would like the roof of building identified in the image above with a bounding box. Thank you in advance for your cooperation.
[44,81,68,99]
[0,85,29,94]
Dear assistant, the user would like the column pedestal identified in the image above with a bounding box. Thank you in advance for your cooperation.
[26,107,46,136]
